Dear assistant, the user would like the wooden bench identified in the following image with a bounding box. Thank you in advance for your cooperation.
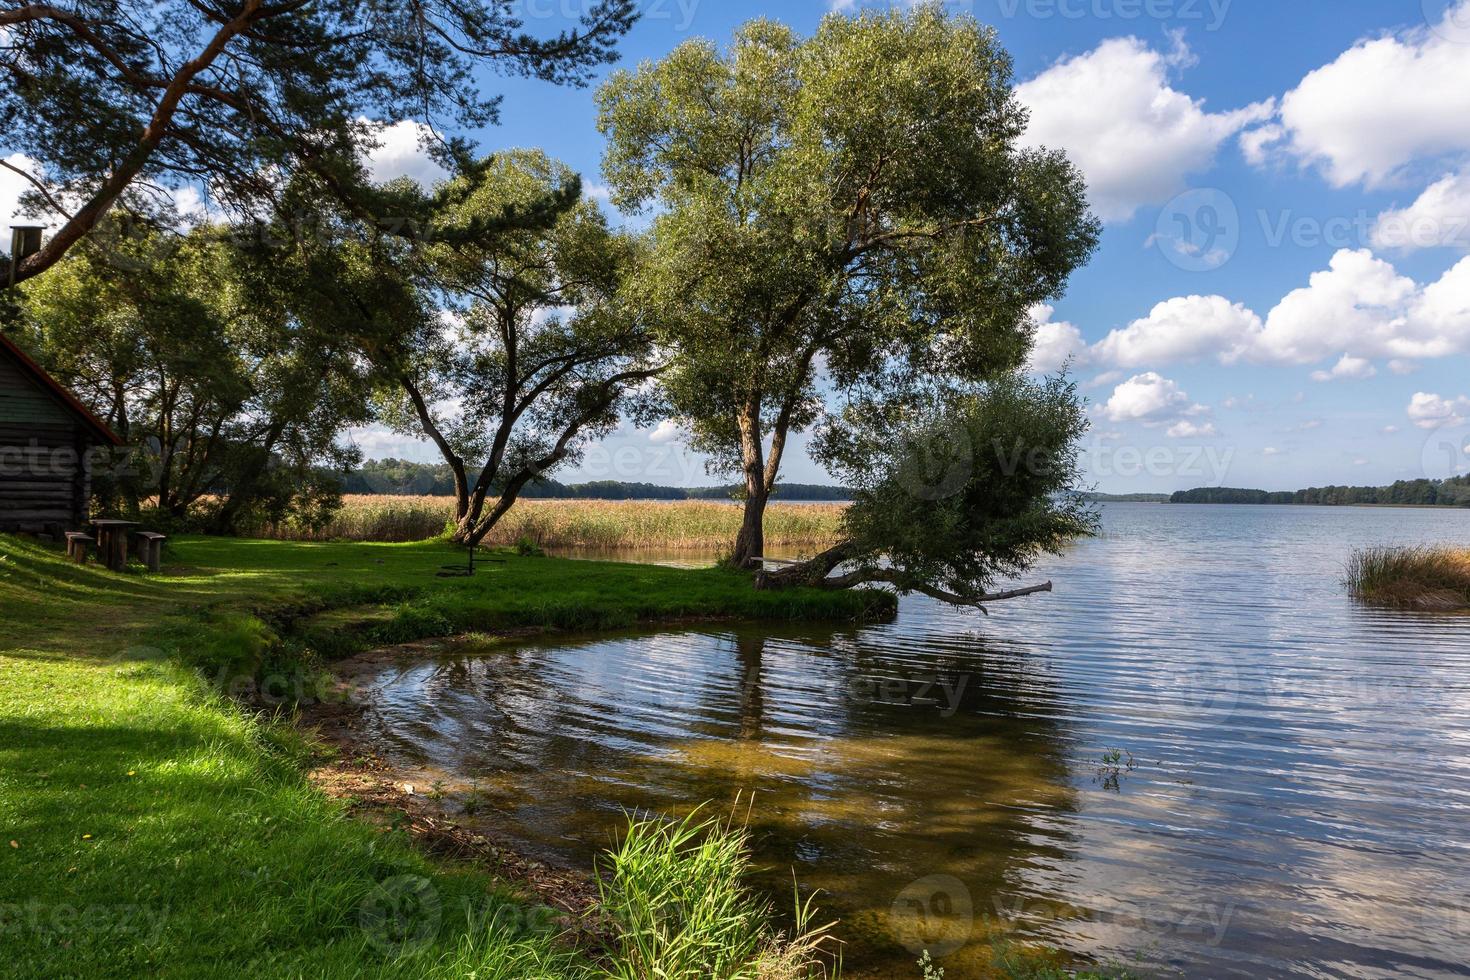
[133,531,167,573]
[65,532,95,564]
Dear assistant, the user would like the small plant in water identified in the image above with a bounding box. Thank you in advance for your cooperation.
[515,536,547,558]
[1094,748,1137,793]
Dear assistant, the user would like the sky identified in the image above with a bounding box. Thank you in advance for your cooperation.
[6,0,1470,493]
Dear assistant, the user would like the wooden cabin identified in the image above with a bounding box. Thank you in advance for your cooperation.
[0,332,122,534]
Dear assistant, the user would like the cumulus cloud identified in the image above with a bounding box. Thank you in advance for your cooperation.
[1093,294,1260,367]
[1310,354,1377,383]
[364,120,449,188]
[1408,392,1470,429]
[1096,250,1470,372]
[1253,2,1470,187]
[1372,169,1470,252]
[1101,372,1211,438]
[1015,36,1271,223]
[1024,303,1089,374]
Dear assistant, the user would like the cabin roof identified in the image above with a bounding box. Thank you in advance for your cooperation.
[0,331,123,446]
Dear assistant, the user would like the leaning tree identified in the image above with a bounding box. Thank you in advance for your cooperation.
[596,4,1099,569]
[0,0,637,286]
[759,374,1099,609]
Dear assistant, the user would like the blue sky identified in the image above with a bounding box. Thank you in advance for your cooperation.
[7,0,1470,492]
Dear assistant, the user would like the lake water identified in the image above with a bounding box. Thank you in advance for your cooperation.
[354,504,1470,978]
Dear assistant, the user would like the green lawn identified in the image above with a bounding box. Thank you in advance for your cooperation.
[0,534,891,978]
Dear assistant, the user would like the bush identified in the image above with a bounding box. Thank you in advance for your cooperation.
[1346,546,1470,610]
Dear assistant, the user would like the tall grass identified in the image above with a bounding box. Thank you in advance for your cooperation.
[254,496,846,550]
[1346,545,1470,610]
[598,809,839,980]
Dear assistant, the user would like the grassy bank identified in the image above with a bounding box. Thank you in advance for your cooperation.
[251,496,847,549]
[0,533,887,977]
[1346,545,1470,610]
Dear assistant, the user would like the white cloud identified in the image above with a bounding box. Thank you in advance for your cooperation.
[1260,2,1470,187]
[1025,303,1089,374]
[1015,36,1271,222]
[365,120,449,188]
[1263,447,1285,457]
[1310,354,1377,383]
[1167,420,1218,439]
[1382,425,1400,434]
[1093,294,1260,367]
[1372,169,1470,251]
[1408,392,1470,429]
[649,420,683,444]
[1389,359,1420,375]
[1255,249,1470,364]
[1102,372,1210,434]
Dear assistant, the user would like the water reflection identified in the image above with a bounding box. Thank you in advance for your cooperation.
[357,504,1470,978]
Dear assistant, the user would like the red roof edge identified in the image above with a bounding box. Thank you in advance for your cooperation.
[0,332,124,446]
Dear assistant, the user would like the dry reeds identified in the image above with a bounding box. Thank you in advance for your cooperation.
[1346,545,1470,611]
[253,496,846,550]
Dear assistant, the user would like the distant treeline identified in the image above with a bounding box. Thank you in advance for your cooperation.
[339,459,854,501]
[1171,476,1470,508]
[1083,492,1170,503]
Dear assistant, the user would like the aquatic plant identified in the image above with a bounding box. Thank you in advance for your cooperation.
[598,808,840,980]
[1346,546,1470,610]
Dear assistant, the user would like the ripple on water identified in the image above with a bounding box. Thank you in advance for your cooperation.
[360,504,1470,979]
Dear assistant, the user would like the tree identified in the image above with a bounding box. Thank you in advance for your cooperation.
[366,152,663,545]
[596,5,1099,568]
[15,217,371,531]
[0,0,637,286]
[757,375,1098,608]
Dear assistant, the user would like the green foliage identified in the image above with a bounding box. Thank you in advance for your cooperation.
[1171,476,1470,507]
[1,0,637,284]
[827,374,1098,604]
[598,810,838,980]
[14,220,365,532]
[596,4,1098,562]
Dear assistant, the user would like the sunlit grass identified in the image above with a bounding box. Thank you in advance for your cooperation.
[599,809,839,980]
[252,496,847,550]
[1346,545,1470,610]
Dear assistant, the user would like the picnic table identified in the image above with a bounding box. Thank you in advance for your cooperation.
[91,519,140,572]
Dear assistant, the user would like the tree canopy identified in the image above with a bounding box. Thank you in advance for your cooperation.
[596,4,1099,567]
[371,150,663,545]
[0,0,637,285]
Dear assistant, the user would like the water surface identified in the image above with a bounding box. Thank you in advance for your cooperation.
[357,504,1470,977]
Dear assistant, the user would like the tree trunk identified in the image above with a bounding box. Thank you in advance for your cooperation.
[729,399,767,570]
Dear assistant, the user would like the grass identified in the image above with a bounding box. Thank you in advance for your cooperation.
[1345,545,1470,610]
[0,532,889,978]
[597,809,839,980]
[250,496,847,550]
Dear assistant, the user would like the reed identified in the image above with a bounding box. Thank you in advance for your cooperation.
[255,496,847,550]
[1345,545,1470,610]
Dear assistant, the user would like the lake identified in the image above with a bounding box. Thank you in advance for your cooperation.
[352,503,1470,978]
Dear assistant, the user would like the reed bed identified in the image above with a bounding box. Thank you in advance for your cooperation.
[256,495,847,550]
[1346,545,1470,611]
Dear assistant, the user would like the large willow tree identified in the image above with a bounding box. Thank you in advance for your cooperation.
[596,4,1099,569]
